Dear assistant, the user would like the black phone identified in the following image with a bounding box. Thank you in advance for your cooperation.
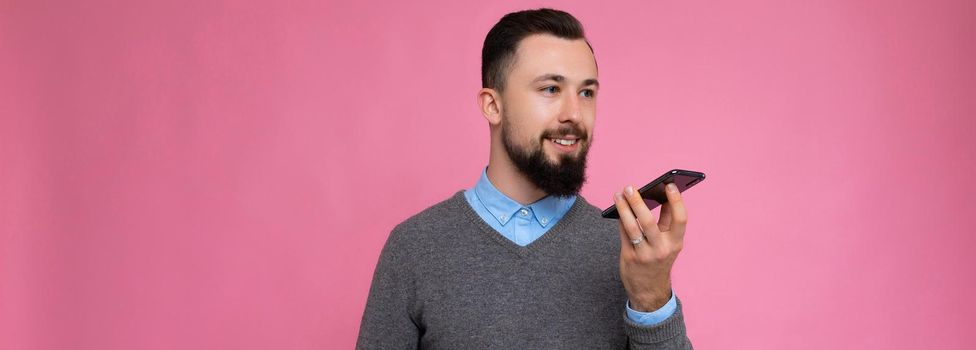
[601,169,706,219]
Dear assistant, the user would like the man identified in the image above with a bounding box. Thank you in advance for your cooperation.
[357,8,693,349]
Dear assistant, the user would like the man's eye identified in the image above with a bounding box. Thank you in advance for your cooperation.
[580,89,595,98]
[542,86,559,94]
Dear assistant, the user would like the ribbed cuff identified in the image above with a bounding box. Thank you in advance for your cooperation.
[622,296,688,344]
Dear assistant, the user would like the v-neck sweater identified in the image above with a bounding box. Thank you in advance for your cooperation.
[356,190,693,349]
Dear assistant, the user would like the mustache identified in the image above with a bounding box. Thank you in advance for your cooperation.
[542,125,586,140]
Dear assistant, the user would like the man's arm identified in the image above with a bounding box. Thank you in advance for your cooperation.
[612,184,694,349]
[356,226,420,349]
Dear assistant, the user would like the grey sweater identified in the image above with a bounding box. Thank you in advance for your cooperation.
[356,190,693,349]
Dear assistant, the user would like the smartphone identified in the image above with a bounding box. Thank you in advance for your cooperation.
[601,169,706,219]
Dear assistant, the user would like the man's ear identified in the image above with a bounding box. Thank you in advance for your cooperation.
[477,88,502,126]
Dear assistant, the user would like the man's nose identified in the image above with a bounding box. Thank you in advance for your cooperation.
[558,93,583,123]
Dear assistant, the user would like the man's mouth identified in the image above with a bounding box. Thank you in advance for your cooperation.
[549,138,578,146]
[546,137,581,152]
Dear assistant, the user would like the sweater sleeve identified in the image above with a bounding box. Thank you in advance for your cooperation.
[356,226,420,350]
[623,296,694,349]
[626,288,678,325]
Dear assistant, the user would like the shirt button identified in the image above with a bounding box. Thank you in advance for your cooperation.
[500,215,507,221]
[541,217,549,224]
[519,209,529,216]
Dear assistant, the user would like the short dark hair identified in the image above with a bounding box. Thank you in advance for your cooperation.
[481,8,593,92]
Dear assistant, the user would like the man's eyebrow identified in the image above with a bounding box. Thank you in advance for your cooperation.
[532,74,600,88]
[532,74,565,84]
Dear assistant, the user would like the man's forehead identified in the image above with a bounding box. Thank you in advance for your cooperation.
[510,34,598,84]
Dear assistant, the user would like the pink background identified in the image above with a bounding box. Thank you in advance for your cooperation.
[2,0,975,348]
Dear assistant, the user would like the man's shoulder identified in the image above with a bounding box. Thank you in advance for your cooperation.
[395,190,466,228]
[570,195,618,227]
[385,190,469,246]
[567,195,622,243]
[573,195,606,218]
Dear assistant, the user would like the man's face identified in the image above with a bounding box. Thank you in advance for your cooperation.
[498,34,599,197]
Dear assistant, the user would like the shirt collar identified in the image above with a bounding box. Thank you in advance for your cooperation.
[472,167,576,227]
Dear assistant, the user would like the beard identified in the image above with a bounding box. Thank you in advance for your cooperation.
[501,117,591,198]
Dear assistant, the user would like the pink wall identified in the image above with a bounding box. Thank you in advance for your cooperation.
[2,0,974,348]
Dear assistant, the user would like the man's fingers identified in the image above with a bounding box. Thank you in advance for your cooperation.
[618,220,634,257]
[613,191,646,251]
[623,185,661,237]
[663,183,688,238]
[658,201,672,232]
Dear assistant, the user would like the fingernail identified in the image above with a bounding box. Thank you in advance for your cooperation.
[625,186,634,195]
[613,192,622,200]
[667,183,678,193]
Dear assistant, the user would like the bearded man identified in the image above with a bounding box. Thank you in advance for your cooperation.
[357,8,694,349]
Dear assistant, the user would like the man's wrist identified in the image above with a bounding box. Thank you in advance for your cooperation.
[629,288,673,312]
[625,289,678,326]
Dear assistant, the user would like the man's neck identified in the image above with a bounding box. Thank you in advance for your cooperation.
[485,162,547,206]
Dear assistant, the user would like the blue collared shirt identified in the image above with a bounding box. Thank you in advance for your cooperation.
[463,167,678,326]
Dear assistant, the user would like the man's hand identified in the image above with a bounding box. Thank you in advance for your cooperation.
[613,183,687,312]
